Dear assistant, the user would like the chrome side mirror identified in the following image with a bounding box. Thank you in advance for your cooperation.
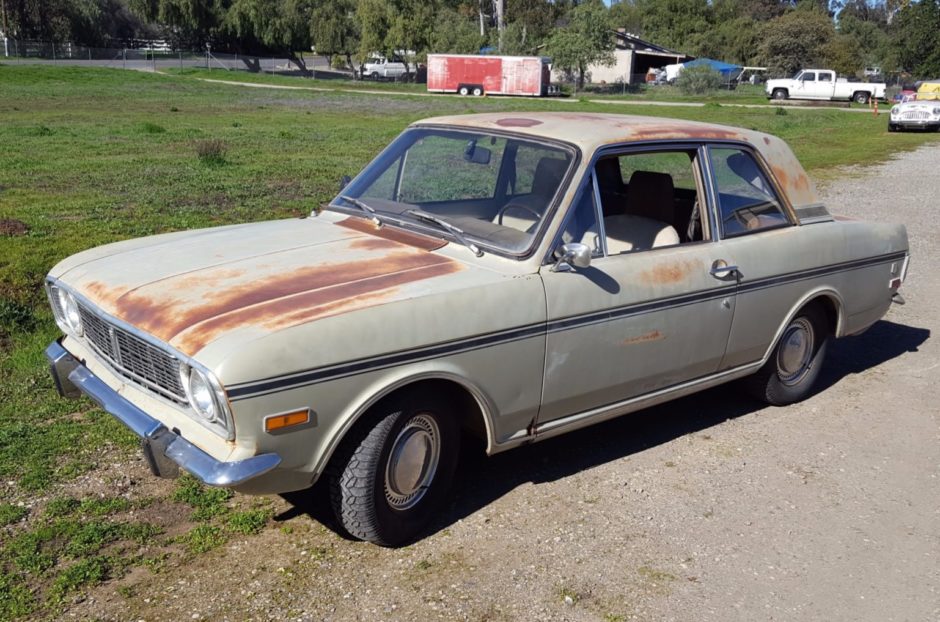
[552,242,592,272]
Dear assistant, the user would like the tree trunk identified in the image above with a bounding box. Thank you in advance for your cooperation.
[578,63,585,90]
[288,51,309,75]
[346,52,355,79]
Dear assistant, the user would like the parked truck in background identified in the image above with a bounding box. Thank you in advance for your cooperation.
[765,69,886,104]
[427,54,554,97]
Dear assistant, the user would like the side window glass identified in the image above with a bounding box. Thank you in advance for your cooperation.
[709,147,790,237]
[819,72,833,82]
[556,175,601,257]
[594,150,703,255]
[802,72,816,82]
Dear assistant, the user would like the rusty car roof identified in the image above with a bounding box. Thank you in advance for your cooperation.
[413,112,822,211]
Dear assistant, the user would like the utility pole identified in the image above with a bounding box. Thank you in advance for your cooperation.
[495,0,505,52]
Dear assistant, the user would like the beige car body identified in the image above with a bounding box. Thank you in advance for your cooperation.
[45,113,909,496]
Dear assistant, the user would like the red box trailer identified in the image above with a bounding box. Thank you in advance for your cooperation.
[427,54,553,97]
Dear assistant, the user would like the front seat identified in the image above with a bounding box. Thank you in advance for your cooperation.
[625,170,676,225]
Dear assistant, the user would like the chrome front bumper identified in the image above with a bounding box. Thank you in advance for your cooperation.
[45,340,281,487]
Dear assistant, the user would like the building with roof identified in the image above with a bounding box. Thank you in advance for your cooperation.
[554,29,690,85]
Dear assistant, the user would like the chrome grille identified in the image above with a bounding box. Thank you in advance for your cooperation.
[902,111,930,120]
[77,304,186,403]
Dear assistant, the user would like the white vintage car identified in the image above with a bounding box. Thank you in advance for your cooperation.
[888,99,940,132]
[45,113,909,545]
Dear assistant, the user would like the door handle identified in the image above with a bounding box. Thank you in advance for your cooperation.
[710,260,739,279]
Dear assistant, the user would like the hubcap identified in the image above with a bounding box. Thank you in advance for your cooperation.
[385,414,440,510]
[777,318,815,386]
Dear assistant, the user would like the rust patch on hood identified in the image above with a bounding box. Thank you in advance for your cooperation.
[106,251,458,355]
[174,260,461,354]
[338,217,447,251]
[640,260,698,285]
[496,118,543,127]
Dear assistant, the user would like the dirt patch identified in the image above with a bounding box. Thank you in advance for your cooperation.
[0,218,29,236]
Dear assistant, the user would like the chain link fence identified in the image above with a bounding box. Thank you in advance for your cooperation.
[1,38,325,75]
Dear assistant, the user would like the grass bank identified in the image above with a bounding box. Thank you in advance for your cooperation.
[0,63,936,619]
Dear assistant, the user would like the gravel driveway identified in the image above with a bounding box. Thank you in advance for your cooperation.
[71,143,939,622]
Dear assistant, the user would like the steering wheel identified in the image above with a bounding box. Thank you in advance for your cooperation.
[497,203,541,226]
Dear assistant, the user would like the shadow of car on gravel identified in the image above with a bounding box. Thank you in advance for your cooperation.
[278,319,928,544]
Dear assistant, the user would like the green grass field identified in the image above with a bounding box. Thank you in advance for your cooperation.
[0,63,937,619]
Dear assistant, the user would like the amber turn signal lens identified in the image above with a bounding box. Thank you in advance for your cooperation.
[264,409,310,433]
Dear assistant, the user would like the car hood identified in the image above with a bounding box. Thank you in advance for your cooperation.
[53,213,468,357]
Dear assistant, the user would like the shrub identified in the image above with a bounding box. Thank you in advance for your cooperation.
[677,65,723,95]
[194,138,228,165]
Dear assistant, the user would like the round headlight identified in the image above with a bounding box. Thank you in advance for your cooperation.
[57,288,83,336]
[180,365,218,422]
[890,106,899,116]
[934,107,940,115]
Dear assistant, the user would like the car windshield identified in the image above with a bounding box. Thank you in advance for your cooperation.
[329,127,575,256]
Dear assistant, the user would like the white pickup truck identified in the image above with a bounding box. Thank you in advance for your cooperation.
[765,69,886,104]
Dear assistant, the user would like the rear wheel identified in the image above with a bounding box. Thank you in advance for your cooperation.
[471,86,484,97]
[772,88,788,100]
[853,91,871,104]
[328,390,459,546]
[744,304,829,406]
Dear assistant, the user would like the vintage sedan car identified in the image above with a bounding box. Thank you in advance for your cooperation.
[888,98,940,132]
[45,113,909,545]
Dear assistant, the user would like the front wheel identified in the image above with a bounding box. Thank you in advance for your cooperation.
[458,85,469,96]
[743,305,829,406]
[888,122,898,132]
[772,88,788,100]
[328,391,459,546]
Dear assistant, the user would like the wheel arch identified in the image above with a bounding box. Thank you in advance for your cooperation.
[312,371,498,478]
[757,288,845,366]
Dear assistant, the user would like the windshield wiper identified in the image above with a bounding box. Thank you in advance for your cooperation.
[405,209,483,257]
[339,195,383,227]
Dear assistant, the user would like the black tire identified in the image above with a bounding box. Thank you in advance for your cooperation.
[888,123,898,132]
[458,85,469,96]
[772,88,788,100]
[328,390,459,546]
[370,71,379,80]
[853,91,870,104]
[744,304,829,406]
[471,86,484,97]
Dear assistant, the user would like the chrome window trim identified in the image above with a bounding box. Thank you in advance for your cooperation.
[46,277,235,441]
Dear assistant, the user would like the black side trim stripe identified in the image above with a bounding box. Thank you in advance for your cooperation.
[227,250,905,401]
[227,323,545,400]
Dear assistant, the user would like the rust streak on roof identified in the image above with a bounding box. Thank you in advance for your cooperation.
[174,261,462,354]
[338,217,447,251]
[496,118,542,127]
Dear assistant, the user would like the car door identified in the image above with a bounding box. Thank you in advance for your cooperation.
[700,144,809,368]
[795,71,816,98]
[537,146,737,427]
[815,71,835,98]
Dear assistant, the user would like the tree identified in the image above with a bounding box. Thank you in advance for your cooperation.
[133,0,228,48]
[634,0,712,54]
[548,0,614,89]
[225,0,314,70]
[356,0,391,60]
[758,7,835,75]
[311,0,358,71]
[891,0,940,77]
[431,6,484,54]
